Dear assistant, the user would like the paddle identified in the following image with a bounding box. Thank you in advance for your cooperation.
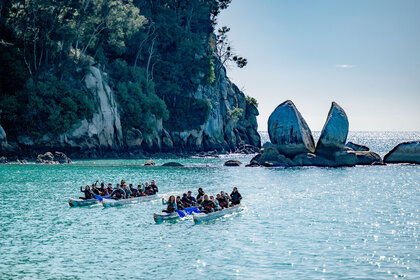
[94,194,112,201]
[176,209,186,218]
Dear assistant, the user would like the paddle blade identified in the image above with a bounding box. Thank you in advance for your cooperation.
[176,209,185,218]
[94,194,103,201]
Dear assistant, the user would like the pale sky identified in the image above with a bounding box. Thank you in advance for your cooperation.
[218,0,420,131]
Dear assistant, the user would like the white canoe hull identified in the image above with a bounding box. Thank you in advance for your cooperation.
[193,205,242,223]
[153,211,183,222]
[102,195,157,207]
[69,198,100,207]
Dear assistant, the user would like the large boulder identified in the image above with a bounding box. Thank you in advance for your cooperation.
[316,102,349,152]
[267,100,315,157]
[384,141,420,164]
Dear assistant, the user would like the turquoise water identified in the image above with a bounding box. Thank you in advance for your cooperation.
[0,132,419,279]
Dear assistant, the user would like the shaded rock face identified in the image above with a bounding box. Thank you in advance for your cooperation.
[0,123,12,152]
[316,102,349,152]
[267,100,315,157]
[171,63,261,153]
[54,151,72,164]
[346,142,369,151]
[224,160,242,166]
[352,151,382,165]
[384,141,420,164]
[0,156,7,163]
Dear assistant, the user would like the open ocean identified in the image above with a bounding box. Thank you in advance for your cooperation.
[0,131,419,279]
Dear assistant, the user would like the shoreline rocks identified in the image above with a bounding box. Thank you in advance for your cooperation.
[384,141,420,164]
[36,151,71,164]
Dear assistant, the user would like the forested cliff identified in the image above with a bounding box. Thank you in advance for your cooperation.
[0,0,260,157]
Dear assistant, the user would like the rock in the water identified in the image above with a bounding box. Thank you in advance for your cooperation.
[384,141,420,164]
[252,146,294,167]
[54,151,72,164]
[161,162,184,167]
[0,156,7,163]
[267,100,315,157]
[224,160,242,166]
[352,151,382,165]
[346,142,369,151]
[316,102,349,151]
[143,160,156,166]
[36,152,58,164]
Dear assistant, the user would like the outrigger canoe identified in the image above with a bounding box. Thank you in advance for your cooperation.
[102,194,157,207]
[68,198,101,207]
[153,211,184,222]
[193,205,242,223]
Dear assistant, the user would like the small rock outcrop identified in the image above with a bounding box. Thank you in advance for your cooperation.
[143,160,156,166]
[54,151,72,164]
[224,160,242,166]
[384,141,420,164]
[316,102,349,151]
[352,151,382,165]
[346,142,369,151]
[268,100,315,157]
[0,156,7,163]
[35,151,71,164]
[161,162,184,167]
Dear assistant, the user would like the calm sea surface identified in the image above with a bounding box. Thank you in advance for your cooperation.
[0,131,419,279]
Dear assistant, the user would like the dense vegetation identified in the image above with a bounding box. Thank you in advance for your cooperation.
[0,0,247,139]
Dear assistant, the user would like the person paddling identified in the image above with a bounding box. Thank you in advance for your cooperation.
[197,187,205,204]
[186,191,197,205]
[162,195,177,213]
[150,180,158,194]
[230,187,242,206]
[80,185,94,200]
[109,184,126,199]
[200,194,215,213]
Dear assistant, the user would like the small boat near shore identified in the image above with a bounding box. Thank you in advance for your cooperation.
[68,198,101,207]
[102,194,158,207]
[193,205,242,223]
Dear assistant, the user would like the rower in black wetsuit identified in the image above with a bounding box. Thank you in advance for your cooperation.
[230,187,242,206]
[80,185,94,200]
